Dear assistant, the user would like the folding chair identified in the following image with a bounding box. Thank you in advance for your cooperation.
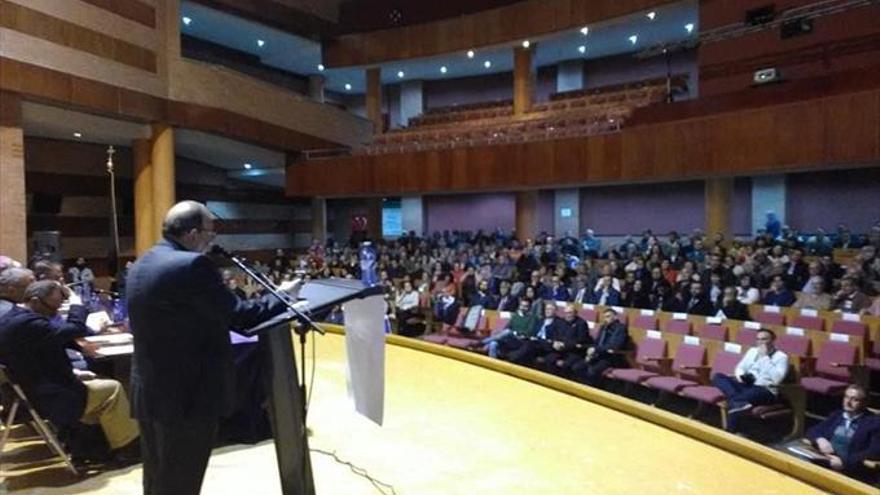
[0,365,78,475]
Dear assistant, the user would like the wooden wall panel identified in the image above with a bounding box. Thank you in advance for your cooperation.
[79,0,156,28]
[323,0,673,67]
[288,89,880,197]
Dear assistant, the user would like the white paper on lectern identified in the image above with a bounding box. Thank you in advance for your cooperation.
[342,295,386,425]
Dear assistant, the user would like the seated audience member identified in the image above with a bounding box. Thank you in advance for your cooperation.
[793,278,833,311]
[0,281,139,459]
[833,277,872,314]
[711,329,788,432]
[0,266,35,318]
[506,303,567,367]
[545,305,591,377]
[783,249,809,291]
[736,275,761,305]
[803,384,880,484]
[800,262,827,295]
[571,277,591,305]
[394,280,421,336]
[434,289,461,328]
[478,299,538,358]
[684,281,714,316]
[591,276,621,306]
[622,279,651,309]
[570,308,628,387]
[716,286,750,321]
[222,270,248,300]
[468,279,496,309]
[549,276,571,302]
[762,275,796,307]
[495,280,519,312]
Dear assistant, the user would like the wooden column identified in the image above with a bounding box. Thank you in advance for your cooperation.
[133,138,154,255]
[365,197,383,241]
[311,197,327,243]
[150,123,175,240]
[0,92,26,262]
[705,177,733,244]
[513,46,534,115]
[365,67,383,134]
[515,191,538,242]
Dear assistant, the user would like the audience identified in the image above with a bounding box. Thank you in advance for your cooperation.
[804,384,880,484]
[569,308,628,386]
[711,329,789,433]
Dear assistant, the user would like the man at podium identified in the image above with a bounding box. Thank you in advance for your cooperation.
[127,201,300,495]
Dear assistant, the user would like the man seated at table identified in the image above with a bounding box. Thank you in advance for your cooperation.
[0,266,35,318]
[711,328,788,433]
[803,384,880,484]
[0,280,139,462]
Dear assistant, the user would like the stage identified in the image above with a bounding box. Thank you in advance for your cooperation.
[1,332,850,494]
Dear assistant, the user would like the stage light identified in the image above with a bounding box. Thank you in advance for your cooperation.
[397,70,405,78]
[578,45,586,54]
[685,23,695,33]
[466,50,475,58]
[344,83,352,91]
[522,40,530,48]
[73,132,82,138]
[243,163,252,170]
[647,12,656,20]
[182,16,192,26]
[580,27,589,35]
[317,64,325,71]
[483,60,491,68]
[629,35,638,45]
[257,39,265,48]
[440,66,447,74]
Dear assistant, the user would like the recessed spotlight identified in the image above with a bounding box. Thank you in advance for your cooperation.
[466,50,475,58]
[483,60,491,68]
[685,23,695,34]
[522,40,530,48]
[344,83,352,91]
[580,27,589,36]
[317,63,325,71]
[647,11,656,20]
[243,163,252,170]
[257,39,265,48]
[629,35,638,45]
[440,66,447,74]
[73,132,82,138]
[397,70,405,78]
[578,45,586,54]
[181,16,192,26]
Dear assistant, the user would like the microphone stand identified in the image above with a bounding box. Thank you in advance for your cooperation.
[212,246,321,490]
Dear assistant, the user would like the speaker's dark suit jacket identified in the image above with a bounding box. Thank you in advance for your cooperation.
[0,305,90,427]
[126,239,287,422]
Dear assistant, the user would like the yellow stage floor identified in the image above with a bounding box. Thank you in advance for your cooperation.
[4,334,830,494]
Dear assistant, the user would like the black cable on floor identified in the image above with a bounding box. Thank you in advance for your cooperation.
[310,448,398,495]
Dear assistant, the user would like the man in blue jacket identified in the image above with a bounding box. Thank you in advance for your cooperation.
[805,384,880,484]
[127,201,299,495]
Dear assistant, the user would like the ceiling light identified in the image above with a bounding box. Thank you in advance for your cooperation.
[317,63,325,71]
[466,50,475,58]
[629,35,638,45]
[257,39,265,48]
[181,16,192,26]
[440,66,447,74]
[397,70,405,78]
[647,12,656,20]
[243,163,252,170]
[578,45,586,54]
[580,27,589,36]
[685,23,695,34]
[483,60,491,68]
[522,40,530,48]
[73,132,82,138]
[344,83,352,91]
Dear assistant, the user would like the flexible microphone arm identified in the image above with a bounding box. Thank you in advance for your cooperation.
[210,245,324,335]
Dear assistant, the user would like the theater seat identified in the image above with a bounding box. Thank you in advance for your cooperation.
[800,340,859,398]
[644,343,707,394]
[607,337,667,386]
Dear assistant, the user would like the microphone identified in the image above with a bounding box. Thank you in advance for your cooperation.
[209,244,231,257]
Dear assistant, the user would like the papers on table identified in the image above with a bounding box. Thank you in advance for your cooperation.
[86,311,113,333]
[83,333,133,345]
[95,344,134,357]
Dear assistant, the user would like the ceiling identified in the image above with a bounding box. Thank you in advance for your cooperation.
[180,0,698,94]
[21,102,286,188]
